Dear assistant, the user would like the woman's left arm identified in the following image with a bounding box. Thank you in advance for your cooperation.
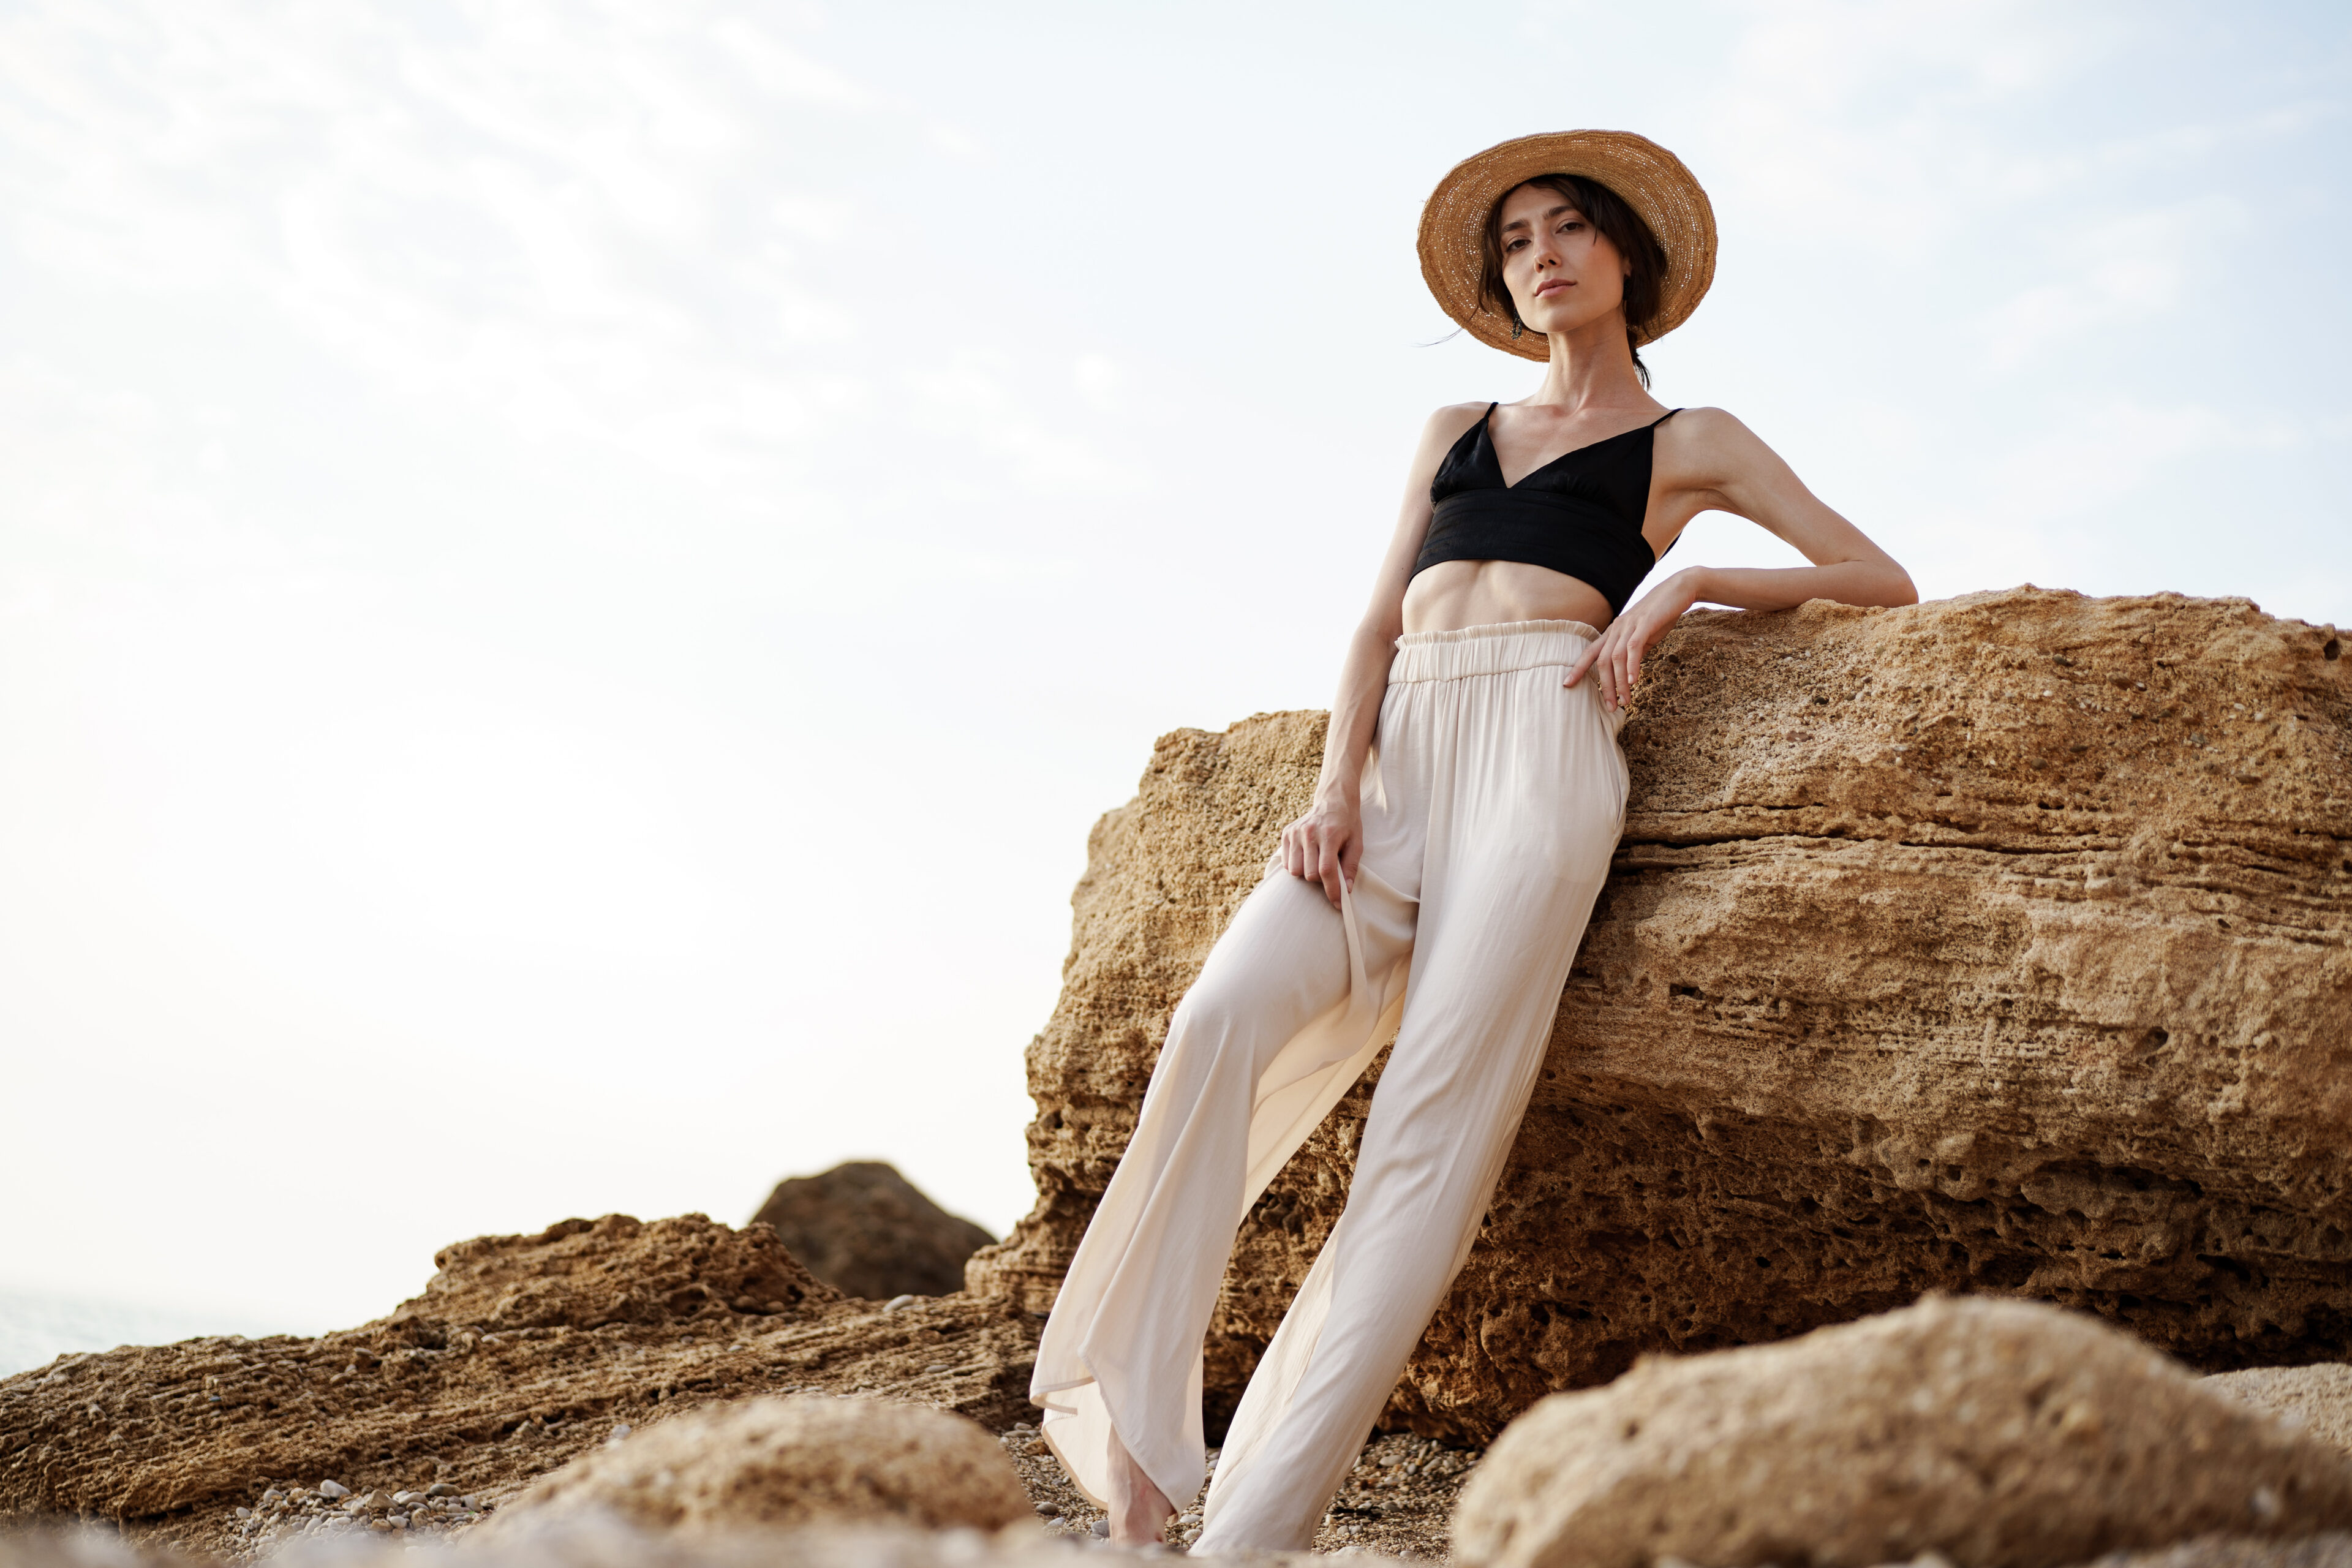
[1567,407,1916,710]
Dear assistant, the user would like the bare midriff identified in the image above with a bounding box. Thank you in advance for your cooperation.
[1400,558,1615,636]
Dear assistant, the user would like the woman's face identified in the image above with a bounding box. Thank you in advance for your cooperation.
[1498,182,1627,337]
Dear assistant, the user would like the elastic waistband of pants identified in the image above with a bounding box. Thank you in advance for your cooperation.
[1389,619,1599,684]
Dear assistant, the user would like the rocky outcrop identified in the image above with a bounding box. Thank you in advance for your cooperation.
[967,588,2352,1441]
[751,1164,996,1302]
[0,1215,1040,1558]
[481,1396,1031,1537]
[1452,1295,2352,1568]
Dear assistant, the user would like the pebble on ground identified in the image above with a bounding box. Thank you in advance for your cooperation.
[227,1479,492,1552]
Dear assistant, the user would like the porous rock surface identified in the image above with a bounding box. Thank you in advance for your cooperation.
[967,587,2352,1441]
[1452,1294,2352,1568]
[752,1163,997,1302]
[0,1215,1040,1558]
[480,1396,1030,1537]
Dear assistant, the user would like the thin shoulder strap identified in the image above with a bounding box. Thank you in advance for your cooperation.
[1645,409,1681,556]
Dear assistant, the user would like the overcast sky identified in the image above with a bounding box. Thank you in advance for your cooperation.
[2,0,2346,1354]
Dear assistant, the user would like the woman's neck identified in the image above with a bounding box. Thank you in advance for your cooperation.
[1529,312,1653,411]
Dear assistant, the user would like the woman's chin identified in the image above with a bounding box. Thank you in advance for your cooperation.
[1523,309,1605,339]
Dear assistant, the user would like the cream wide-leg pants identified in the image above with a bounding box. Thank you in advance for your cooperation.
[1031,621,1630,1553]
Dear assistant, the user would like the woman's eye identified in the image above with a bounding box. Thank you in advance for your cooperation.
[1504,237,1527,252]
[1559,221,1584,233]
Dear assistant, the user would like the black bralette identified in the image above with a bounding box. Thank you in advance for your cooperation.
[1413,404,1679,616]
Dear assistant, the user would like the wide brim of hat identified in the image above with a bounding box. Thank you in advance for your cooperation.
[1419,130,1717,363]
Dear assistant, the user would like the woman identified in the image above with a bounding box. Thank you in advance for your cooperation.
[1031,130,1916,1553]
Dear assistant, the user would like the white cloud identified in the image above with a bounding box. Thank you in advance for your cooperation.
[1972,198,2224,368]
[1985,400,2301,523]
[1072,351,1121,407]
[0,0,1117,499]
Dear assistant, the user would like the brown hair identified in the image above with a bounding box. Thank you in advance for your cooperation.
[1479,173,1670,386]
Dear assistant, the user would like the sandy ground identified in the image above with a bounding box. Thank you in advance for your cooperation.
[998,1425,1470,1560]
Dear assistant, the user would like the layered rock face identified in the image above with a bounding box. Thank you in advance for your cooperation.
[967,588,2352,1441]
[752,1162,997,1302]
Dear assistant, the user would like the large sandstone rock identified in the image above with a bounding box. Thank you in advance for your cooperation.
[967,588,2352,1440]
[0,1215,1040,1558]
[752,1163,996,1302]
[1452,1295,2352,1568]
[481,1396,1031,1537]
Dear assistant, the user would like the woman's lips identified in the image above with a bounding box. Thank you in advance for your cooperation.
[1535,280,1571,298]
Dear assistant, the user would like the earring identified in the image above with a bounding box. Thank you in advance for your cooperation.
[1511,318,1523,341]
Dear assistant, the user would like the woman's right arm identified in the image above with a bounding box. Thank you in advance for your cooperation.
[1280,405,1484,907]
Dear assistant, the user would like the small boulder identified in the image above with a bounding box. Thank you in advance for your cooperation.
[1453,1295,2352,1568]
[480,1395,1031,1537]
[2211,1366,2352,1457]
[751,1161,994,1302]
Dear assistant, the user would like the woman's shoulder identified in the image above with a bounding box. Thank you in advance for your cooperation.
[1420,401,1493,446]
[1656,409,1749,439]
[1653,405,1758,464]
[1653,406,1792,489]
[1657,405,1750,444]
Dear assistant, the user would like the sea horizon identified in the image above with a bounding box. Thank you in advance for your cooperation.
[0,1284,330,1380]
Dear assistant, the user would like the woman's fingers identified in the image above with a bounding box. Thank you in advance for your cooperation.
[1290,823,1334,905]
[1565,615,1673,712]
[1276,812,1362,906]
[1563,642,1598,688]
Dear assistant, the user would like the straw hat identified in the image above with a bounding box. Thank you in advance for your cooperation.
[1418,130,1717,363]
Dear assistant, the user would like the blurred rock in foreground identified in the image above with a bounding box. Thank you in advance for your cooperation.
[478,1396,1030,1539]
[2213,1366,2352,1461]
[1455,1294,2352,1568]
[0,1523,1353,1568]
[752,1164,996,1302]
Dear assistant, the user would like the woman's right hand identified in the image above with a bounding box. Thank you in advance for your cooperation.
[1280,788,1363,909]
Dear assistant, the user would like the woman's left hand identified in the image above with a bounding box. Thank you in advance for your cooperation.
[1565,570,1705,711]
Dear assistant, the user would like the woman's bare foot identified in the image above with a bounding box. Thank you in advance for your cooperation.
[1105,1429,1175,1547]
